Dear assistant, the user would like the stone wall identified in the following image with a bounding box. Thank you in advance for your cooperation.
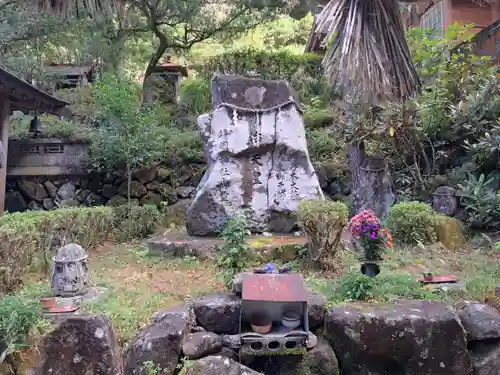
[4,165,202,213]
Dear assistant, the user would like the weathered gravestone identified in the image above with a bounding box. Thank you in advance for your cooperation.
[185,74,323,236]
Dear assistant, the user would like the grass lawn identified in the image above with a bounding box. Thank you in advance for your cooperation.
[8,235,498,374]
[16,236,500,348]
[18,244,224,345]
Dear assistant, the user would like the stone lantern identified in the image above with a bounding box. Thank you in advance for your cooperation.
[143,55,188,105]
[51,243,90,297]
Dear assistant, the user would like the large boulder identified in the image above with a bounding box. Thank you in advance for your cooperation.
[456,301,500,341]
[18,179,48,201]
[182,355,261,375]
[36,314,121,375]
[124,305,190,375]
[185,74,323,236]
[469,341,500,375]
[324,300,472,375]
[193,294,241,334]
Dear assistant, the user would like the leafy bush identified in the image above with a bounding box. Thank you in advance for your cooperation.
[113,204,162,242]
[457,173,500,229]
[386,202,438,245]
[216,212,250,289]
[297,199,348,268]
[179,77,211,118]
[9,112,92,141]
[0,207,115,293]
[0,295,42,363]
[320,272,438,303]
[0,204,163,293]
[306,128,345,165]
[199,48,334,104]
[336,273,375,301]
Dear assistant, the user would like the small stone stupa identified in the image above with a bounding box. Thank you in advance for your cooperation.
[51,243,90,297]
[185,74,323,236]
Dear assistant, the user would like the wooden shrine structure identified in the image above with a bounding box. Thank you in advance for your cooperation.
[0,67,69,214]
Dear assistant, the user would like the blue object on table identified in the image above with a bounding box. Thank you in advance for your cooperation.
[263,263,275,273]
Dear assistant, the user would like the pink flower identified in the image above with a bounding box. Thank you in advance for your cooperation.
[348,210,381,239]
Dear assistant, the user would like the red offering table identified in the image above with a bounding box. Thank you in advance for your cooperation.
[416,275,459,284]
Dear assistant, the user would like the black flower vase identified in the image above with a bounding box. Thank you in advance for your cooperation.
[360,261,380,278]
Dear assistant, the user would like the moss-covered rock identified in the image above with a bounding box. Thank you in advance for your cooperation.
[435,214,467,250]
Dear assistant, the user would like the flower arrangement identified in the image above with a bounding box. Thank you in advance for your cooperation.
[348,210,393,261]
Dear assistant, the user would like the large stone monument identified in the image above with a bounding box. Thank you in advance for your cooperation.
[185,74,323,236]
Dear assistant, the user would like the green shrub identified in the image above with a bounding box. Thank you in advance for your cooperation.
[306,128,345,164]
[9,113,91,141]
[386,202,438,245]
[336,273,375,301]
[198,48,333,104]
[113,204,162,242]
[216,212,250,289]
[0,204,163,293]
[303,107,336,129]
[0,207,115,293]
[179,77,211,117]
[457,173,500,229]
[297,199,348,267]
[0,295,43,362]
[317,272,439,303]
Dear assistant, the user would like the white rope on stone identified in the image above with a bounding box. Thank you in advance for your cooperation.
[215,96,303,115]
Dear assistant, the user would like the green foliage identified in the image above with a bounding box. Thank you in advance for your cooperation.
[9,112,90,141]
[0,207,115,293]
[318,272,439,303]
[303,106,337,130]
[457,173,500,229]
[0,205,163,293]
[113,205,162,242]
[336,273,375,301]
[306,128,345,164]
[89,74,167,209]
[143,360,163,375]
[386,202,438,245]
[199,47,334,104]
[89,75,205,173]
[297,199,348,265]
[0,295,43,362]
[216,212,250,289]
[179,77,212,118]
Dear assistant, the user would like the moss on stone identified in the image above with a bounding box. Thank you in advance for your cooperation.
[435,214,467,250]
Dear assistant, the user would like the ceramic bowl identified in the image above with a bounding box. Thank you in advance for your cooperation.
[282,312,301,329]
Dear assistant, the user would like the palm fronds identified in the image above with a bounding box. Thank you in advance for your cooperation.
[21,0,118,18]
[316,0,421,105]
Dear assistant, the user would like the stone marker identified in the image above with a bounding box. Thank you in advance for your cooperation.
[324,300,472,375]
[185,74,323,236]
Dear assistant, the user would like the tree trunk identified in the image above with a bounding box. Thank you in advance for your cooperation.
[348,141,395,219]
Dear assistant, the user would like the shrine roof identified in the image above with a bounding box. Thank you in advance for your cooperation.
[0,67,69,116]
[151,62,188,77]
[44,64,93,76]
[242,273,309,302]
